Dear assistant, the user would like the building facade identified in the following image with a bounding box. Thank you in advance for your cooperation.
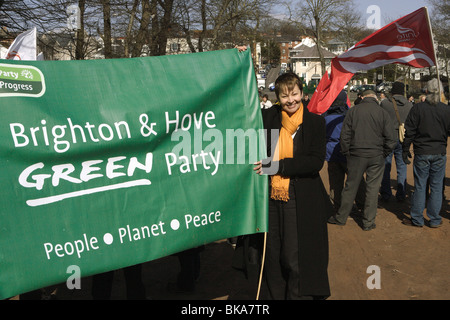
[290,38,336,83]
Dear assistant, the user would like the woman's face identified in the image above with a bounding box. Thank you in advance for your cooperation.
[279,84,303,116]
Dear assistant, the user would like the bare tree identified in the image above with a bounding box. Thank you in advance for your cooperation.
[173,0,274,53]
[1,0,105,60]
[208,0,273,50]
[288,0,353,75]
[333,2,363,51]
[1,0,276,59]
[429,0,450,84]
[153,0,174,56]
[100,0,112,58]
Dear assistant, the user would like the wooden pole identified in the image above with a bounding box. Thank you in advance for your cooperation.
[256,232,267,300]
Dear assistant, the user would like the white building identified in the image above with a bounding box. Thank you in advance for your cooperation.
[165,37,212,55]
[290,38,336,83]
[326,38,348,56]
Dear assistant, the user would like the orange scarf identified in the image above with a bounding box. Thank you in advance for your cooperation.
[270,104,304,201]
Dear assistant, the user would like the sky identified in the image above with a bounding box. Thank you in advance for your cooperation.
[272,0,432,27]
[356,0,431,26]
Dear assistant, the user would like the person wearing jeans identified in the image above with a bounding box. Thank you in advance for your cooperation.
[380,141,407,201]
[402,78,450,228]
[379,82,412,201]
[409,154,446,226]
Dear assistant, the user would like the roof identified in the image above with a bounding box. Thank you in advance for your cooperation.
[290,44,336,59]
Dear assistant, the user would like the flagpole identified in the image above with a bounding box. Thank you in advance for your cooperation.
[424,6,443,101]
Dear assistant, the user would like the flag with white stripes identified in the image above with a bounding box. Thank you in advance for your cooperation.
[308,7,436,115]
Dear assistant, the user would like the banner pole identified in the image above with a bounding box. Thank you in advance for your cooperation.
[256,232,267,300]
[425,6,443,101]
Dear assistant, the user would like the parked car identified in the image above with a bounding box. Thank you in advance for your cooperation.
[350,85,360,92]
[258,79,266,90]
[344,84,356,91]
[376,82,392,93]
[352,84,376,93]
[258,70,266,78]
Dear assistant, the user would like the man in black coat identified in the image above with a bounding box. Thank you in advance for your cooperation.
[401,79,450,228]
[328,90,397,230]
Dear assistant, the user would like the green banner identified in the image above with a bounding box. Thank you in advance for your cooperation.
[0,49,268,299]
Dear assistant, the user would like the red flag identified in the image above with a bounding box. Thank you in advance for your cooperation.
[308,7,436,115]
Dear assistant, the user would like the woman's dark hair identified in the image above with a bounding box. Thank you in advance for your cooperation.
[275,73,303,100]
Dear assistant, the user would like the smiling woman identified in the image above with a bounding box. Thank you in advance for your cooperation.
[275,75,303,116]
[251,72,332,300]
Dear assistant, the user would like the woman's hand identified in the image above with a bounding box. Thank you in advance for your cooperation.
[253,161,262,175]
[235,45,247,52]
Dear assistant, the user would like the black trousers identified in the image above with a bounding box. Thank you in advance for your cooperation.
[176,247,202,291]
[91,264,146,300]
[337,155,384,228]
[262,182,300,300]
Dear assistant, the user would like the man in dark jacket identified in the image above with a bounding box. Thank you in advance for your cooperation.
[322,90,366,213]
[379,82,413,202]
[402,79,450,228]
[328,90,397,230]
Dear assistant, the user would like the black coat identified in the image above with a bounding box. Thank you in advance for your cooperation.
[403,101,450,155]
[341,97,397,158]
[233,104,332,298]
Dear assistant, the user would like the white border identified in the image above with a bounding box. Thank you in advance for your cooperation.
[0,63,46,98]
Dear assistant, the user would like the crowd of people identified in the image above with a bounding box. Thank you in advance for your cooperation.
[252,71,449,299]
[260,77,449,230]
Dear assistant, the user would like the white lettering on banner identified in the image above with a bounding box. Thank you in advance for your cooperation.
[0,69,19,79]
[0,81,33,91]
[43,210,223,260]
[21,153,153,207]
[118,223,167,243]
[11,109,254,207]
[27,179,151,207]
[165,110,216,134]
[165,150,221,176]
[44,233,99,260]
[10,118,132,153]
[8,111,217,153]
[184,211,221,229]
